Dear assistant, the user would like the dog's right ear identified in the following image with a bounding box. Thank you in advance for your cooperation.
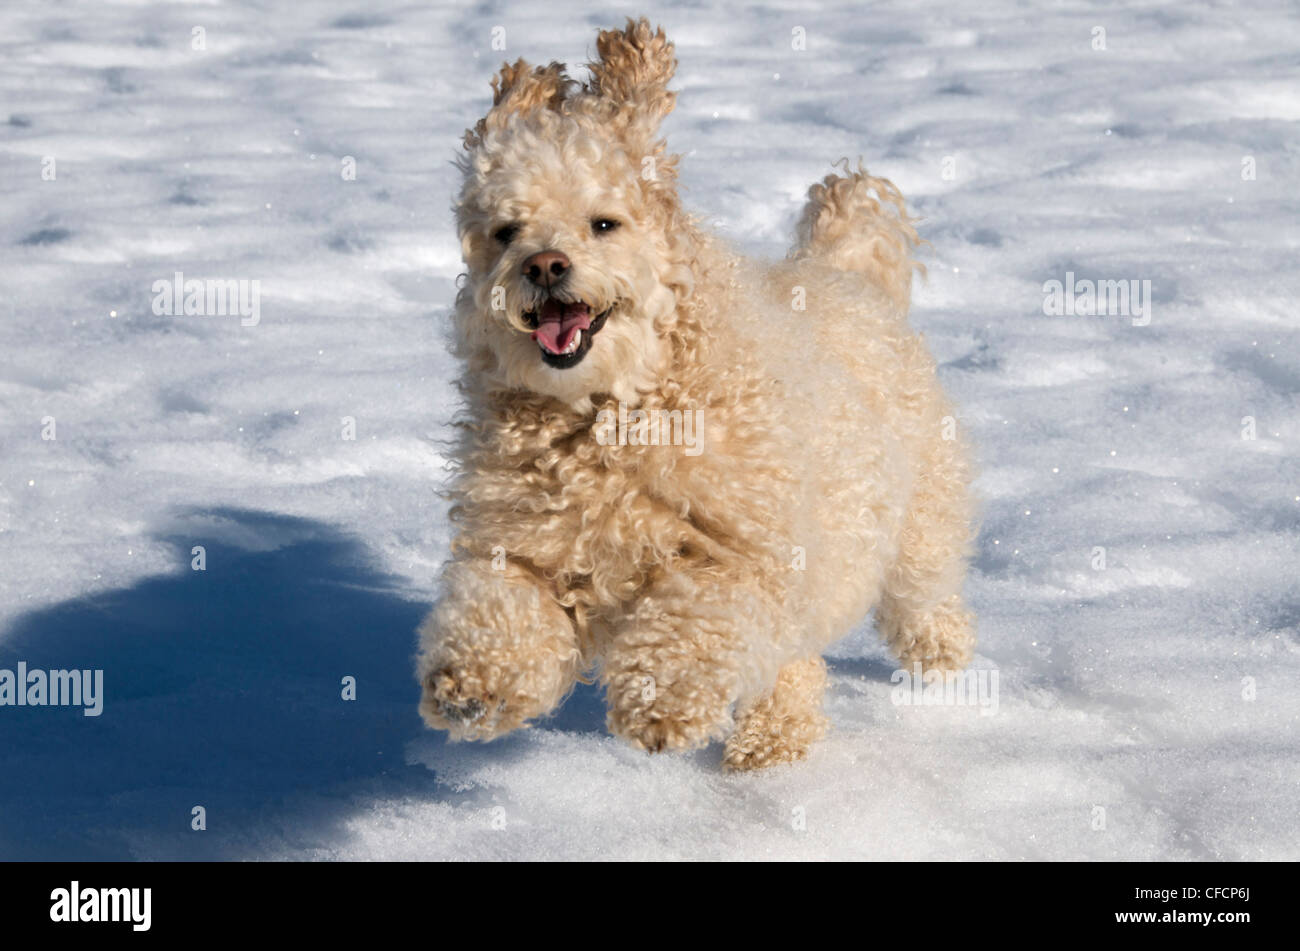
[463,59,573,149]
[586,18,677,138]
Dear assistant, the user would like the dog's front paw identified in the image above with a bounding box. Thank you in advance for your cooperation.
[889,596,976,674]
[605,668,733,754]
[420,660,563,741]
[422,670,491,725]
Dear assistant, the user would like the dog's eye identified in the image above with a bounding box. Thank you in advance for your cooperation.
[591,218,621,236]
[493,223,520,245]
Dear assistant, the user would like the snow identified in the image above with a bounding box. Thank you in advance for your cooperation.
[1,0,1298,860]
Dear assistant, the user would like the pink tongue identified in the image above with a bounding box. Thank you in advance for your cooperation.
[531,300,592,354]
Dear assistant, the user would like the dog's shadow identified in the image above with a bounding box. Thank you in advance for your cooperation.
[0,507,611,859]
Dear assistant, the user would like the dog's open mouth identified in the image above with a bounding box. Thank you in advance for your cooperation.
[525,299,612,369]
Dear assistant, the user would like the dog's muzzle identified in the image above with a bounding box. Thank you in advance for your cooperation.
[524,298,612,369]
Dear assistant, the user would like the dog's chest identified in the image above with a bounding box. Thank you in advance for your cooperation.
[520,454,692,598]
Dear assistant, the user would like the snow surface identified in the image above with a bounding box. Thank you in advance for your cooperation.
[1,0,1298,860]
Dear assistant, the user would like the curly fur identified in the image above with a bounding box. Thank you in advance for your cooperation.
[416,18,977,770]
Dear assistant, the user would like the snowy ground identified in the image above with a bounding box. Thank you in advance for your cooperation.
[1,0,1298,860]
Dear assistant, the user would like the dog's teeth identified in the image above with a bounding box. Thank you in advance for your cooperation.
[564,329,582,354]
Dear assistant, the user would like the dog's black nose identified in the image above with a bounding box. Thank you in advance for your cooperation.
[521,250,571,288]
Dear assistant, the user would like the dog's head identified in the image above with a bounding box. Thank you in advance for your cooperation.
[453,19,695,410]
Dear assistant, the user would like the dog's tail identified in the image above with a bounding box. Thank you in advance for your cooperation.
[790,160,923,309]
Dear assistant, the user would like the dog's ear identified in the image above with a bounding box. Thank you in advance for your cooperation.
[464,59,573,149]
[586,18,677,135]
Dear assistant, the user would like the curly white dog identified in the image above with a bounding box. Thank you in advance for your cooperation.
[416,18,977,770]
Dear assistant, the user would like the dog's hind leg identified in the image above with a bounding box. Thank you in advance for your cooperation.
[791,163,922,308]
[723,656,829,771]
[877,432,977,673]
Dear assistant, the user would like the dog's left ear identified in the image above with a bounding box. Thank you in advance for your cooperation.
[586,18,677,137]
[464,59,573,149]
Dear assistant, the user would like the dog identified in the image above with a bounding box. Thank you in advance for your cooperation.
[416,18,976,770]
